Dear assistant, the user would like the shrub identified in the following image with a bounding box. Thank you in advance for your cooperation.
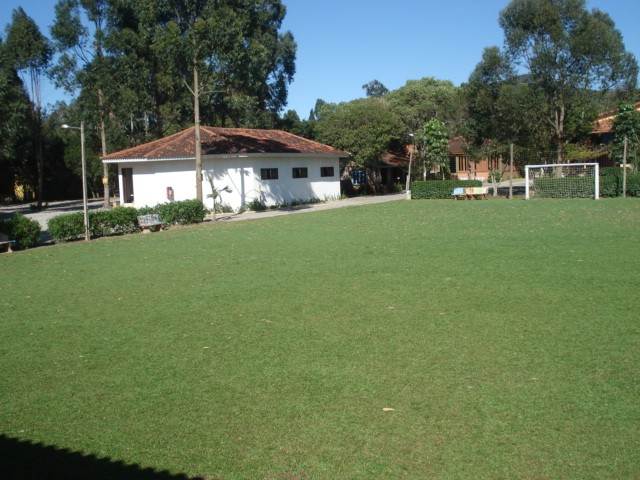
[90,207,140,236]
[277,198,321,208]
[214,202,234,214]
[136,206,155,216]
[597,169,640,197]
[0,213,41,249]
[48,212,85,242]
[599,176,619,197]
[600,167,624,178]
[247,198,267,211]
[140,199,206,225]
[627,174,640,197]
[411,180,483,199]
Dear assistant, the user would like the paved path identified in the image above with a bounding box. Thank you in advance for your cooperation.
[215,193,406,222]
[0,194,407,233]
[0,199,106,231]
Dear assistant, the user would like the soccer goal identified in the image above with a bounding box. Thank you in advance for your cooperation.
[525,163,599,199]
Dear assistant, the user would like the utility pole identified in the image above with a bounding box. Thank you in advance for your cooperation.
[509,143,514,200]
[623,136,628,198]
[405,134,414,199]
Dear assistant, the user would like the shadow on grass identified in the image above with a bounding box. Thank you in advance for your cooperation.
[0,434,213,480]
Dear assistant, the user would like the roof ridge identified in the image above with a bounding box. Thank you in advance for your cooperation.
[102,125,348,160]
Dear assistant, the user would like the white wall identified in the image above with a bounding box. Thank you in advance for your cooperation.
[115,155,341,211]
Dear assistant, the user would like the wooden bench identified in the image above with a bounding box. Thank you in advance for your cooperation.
[0,239,16,253]
[452,187,488,200]
[137,214,167,233]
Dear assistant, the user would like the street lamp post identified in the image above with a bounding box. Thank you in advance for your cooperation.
[62,122,90,241]
[405,133,415,199]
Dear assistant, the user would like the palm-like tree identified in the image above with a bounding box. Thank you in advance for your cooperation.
[205,172,231,219]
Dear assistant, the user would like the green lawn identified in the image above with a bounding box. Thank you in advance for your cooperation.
[1,199,639,479]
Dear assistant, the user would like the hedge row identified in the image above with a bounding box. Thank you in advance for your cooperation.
[48,199,207,242]
[137,199,207,225]
[410,180,483,199]
[600,168,640,197]
[0,213,41,250]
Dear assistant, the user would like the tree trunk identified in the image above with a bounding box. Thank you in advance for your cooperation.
[35,111,44,208]
[194,61,203,202]
[99,89,109,208]
[554,104,565,163]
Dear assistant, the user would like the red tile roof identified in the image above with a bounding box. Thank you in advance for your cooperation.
[102,126,348,160]
[592,102,640,134]
[447,136,468,155]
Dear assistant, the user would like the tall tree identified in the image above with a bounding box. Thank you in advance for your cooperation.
[612,103,640,170]
[386,77,467,137]
[51,0,113,207]
[5,7,52,207]
[315,97,404,186]
[106,0,296,201]
[464,46,550,150]
[499,0,638,162]
[362,79,389,98]
[417,119,449,180]
[0,36,34,200]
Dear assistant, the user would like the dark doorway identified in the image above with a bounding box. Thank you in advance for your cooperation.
[122,168,134,203]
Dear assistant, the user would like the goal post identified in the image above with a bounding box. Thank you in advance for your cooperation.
[525,163,599,200]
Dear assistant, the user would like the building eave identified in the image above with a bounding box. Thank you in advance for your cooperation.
[102,152,347,165]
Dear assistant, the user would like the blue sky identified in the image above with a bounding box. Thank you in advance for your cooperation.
[2,0,639,119]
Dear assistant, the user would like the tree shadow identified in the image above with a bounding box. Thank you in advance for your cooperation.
[0,434,214,480]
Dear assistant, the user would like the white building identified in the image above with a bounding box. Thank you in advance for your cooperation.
[101,126,348,211]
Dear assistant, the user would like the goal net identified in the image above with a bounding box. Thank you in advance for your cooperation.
[525,163,600,199]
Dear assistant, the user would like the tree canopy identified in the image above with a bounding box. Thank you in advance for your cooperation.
[315,97,404,171]
[385,77,467,135]
[612,103,640,168]
[499,0,638,161]
[362,79,389,98]
[417,119,449,180]
[5,7,52,206]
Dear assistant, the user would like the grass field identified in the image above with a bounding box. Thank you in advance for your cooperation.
[1,198,639,479]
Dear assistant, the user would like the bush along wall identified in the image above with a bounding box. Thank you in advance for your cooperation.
[411,180,483,199]
[48,212,87,242]
[48,199,207,243]
[0,213,41,249]
[147,199,207,225]
[600,168,640,197]
[90,207,141,237]
[627,174,640,196]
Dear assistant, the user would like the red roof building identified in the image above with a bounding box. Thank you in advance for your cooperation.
[102,127,348,211]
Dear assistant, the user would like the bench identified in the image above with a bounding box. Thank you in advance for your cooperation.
[452,187,488,200]
[0,239,16,253]
[137,214,167,233]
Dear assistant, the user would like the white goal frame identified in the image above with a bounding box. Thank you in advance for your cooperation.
[525,163,599,200]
